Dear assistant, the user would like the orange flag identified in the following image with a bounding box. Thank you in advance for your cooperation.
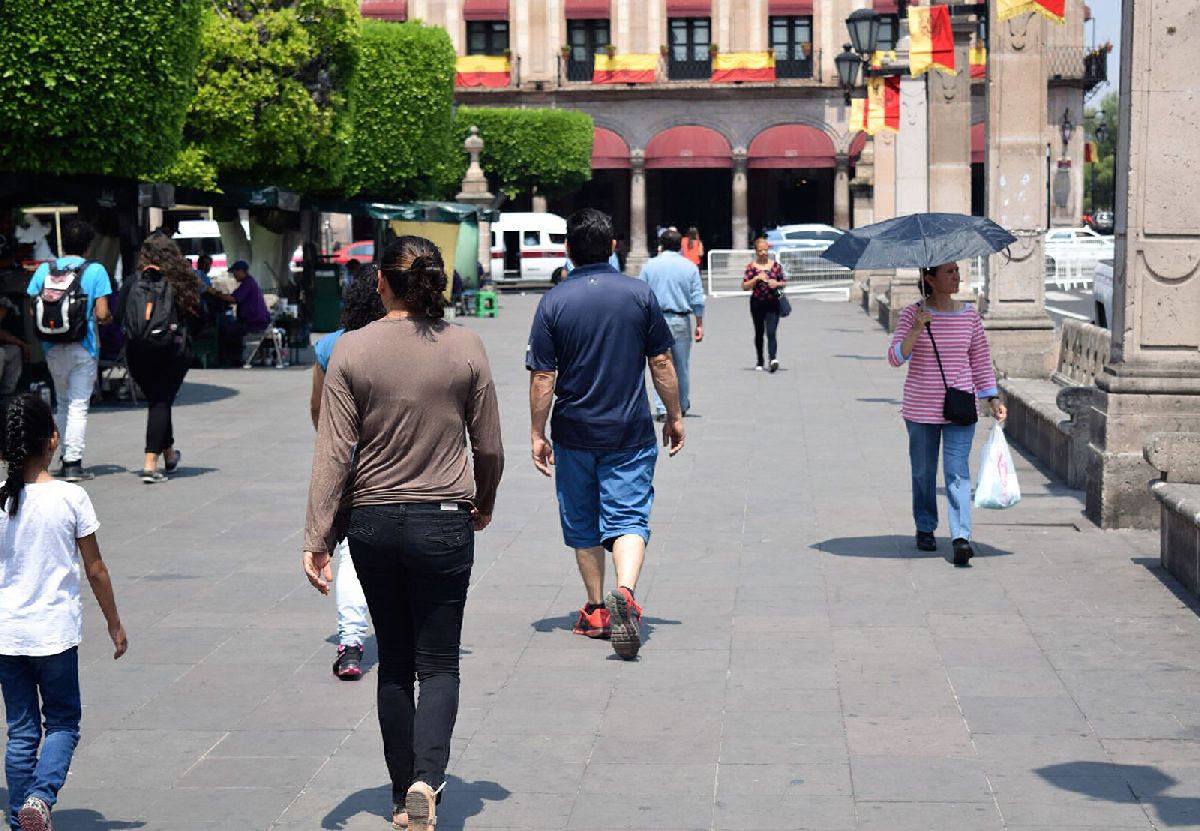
[908,5,956,77]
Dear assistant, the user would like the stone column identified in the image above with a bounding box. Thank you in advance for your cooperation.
[980,7,1056,378]
[1084,0,1200,529]
[731,147,749,251]
[850,137,875,228]
[834,152,851,230]
[926,17,974,215]
[872,131,896,222]
[455,126,495,279]
[626,149,649,274]
[895,76,930,216]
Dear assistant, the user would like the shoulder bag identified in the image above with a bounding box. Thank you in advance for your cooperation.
[925,321,978,426]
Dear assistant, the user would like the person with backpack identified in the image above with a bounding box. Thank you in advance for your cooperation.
[120,233,201,484]
[25,219,112,482]
[0,393,127,831]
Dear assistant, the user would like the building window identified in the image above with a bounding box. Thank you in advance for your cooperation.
[770,15,812,79]
[668,17,711,80]
[467,20,509,56]
[876,14,900,52]
[567,18,610,82]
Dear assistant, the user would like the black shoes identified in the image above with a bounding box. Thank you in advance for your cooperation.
[56,459,84,482]
[165,449,182,474]
[915,531,937,552]
[952,538,975,567]
[333,643,364,680]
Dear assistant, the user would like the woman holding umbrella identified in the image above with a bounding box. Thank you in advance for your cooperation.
[887,262,1006,565]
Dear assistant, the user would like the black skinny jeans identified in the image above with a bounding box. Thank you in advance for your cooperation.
[750,299,780,365]
[125,343,189,454]
[346,503,474,804]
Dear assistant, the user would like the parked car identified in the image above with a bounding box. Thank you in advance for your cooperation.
[1043,226,1114,286]
[489,212,568,283]
[174,219,248,278]
[330,240,374,266]
[1091,210,1114,234]
[765,224,848,276]
[1093,257,1113,328]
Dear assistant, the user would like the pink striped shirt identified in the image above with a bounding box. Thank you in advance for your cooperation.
[887,303,999,424]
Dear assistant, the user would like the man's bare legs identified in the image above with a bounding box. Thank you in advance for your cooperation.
[576,534,646,605]
[575,546,605,606]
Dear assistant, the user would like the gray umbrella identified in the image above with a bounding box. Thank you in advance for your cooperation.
[819,213,1017,270]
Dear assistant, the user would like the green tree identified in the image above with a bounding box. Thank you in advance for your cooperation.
[455,107,594,200]
[344,21,459,201]
[1084,91,1117,213]
[0,0,204,178]
[167,0,360,194]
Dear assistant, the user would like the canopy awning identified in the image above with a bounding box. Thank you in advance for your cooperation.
[645,126,732,169]
[566,0,611,18]
[592,128,630,169]
[667,0,712,15]
[360,0,408,20]
[768,0,815,14]
[748,124,836,169]
[463,0,508,21]
[849,131,868,164]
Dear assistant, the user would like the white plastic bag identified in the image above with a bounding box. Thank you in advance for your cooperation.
[974,422,1021,509]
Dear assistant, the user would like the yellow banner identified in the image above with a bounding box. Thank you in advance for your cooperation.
[455,55,510,74]
[711,51,776,71]
[593,53,659,72]
[849,97,866,133]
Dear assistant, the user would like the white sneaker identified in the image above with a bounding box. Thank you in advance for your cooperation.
[755,364,764,371]
[769,359,779,373]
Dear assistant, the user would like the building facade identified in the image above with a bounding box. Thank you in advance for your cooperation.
[362,0,1099,268]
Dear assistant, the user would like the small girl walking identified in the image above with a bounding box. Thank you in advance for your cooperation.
[0,393,126,831]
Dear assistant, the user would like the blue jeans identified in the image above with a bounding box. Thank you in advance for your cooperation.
[0,648,81,830]
[554,443,658,550]
[653,315,692,415]
[906,420,976,541]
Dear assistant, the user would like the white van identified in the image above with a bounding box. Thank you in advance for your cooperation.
[490,212,568,283]
[173,219,250,278]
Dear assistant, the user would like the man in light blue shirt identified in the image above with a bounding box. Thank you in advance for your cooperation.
[26,219,113,480]
[638,228,704,418]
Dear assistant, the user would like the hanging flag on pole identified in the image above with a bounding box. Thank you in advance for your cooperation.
[969,42,987,79]
[1084,141,1098,163]
[997,0,1066,22]
[849,95,868,134]
[865,75,901,135]
[908,5,956,77]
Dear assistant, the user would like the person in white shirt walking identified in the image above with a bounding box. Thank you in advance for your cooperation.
[638,228,705,419]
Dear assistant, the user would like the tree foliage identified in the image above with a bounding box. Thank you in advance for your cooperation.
[345,21,459,201]
[0,0,204,178]
[170,0,360,193]
[455,107,594,199]
[1084,91,1117,213]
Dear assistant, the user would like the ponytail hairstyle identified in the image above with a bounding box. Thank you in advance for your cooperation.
[379,236,447,319]
[0,393,55,516]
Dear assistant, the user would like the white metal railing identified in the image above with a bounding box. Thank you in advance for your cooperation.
[705,248,853,297]
[1043,244,1111,290]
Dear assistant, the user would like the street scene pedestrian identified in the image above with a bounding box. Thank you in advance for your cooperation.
[681,226,704,266]
[742,236,786,372]
[303,237,503,830]
[638,227,705,419]
[26,220,112,482]
[527,208,685,660]
[120,232,200,484]
[0,393,126,831]
[308,264,386,681]
[209,260,269,367]
[888,262,1008,565]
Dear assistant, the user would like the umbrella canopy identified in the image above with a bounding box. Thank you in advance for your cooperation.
[820,213,1017,270]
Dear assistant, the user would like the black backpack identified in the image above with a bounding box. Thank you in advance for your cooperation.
[34,259,92,343]
[121,267,180,348]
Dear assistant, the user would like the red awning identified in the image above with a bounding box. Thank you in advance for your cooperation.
[592,128,630,169]
[769,0,815,13]
[566,0,611,19]
[463,0,508,21]
[873,0,898,13]
[645,126,732,169]
[360,0,407,19]
[748,124,836,169]
[972,122,985,164]
[849,131,868,163]
[667,0,712,15]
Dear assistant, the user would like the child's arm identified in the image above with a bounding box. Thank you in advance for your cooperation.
[77,533,127,659]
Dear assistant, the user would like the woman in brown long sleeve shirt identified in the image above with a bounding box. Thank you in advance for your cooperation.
[303,236,503,831]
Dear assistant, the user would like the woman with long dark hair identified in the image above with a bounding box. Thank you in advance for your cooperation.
[123,233,201,483]
[303,236,504,830]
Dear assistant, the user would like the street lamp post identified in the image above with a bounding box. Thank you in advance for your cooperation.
[835,43,863,104]
[1093,120,1109,212]
[1060,108,1074,157]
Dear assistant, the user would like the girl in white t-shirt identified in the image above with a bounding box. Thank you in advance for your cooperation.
[0,393,126,831]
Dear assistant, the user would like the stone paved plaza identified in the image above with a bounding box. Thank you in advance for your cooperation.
[3,292,1199,830]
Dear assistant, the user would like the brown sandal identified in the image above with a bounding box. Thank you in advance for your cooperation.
[405,781,438,830]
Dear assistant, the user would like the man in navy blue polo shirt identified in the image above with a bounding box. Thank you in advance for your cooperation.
[527,208,685,661]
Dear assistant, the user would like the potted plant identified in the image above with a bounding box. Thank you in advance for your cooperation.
[501,47,512,60]
[708,42,720,57]
[800,41,812,58]
[605,43,616,58]
[560,44,571,59]
[660,43,670,57]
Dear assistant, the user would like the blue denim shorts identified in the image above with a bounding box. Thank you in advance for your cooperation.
[553,443,658,550]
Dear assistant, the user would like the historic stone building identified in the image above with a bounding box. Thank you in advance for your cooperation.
[361,0,1099,269]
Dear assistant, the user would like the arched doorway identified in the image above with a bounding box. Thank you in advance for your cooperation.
[551,127,631,259]
[645,125,733,250]
[747,124,838,234]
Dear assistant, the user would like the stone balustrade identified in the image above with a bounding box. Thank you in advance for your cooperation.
[1145,433,1200,595]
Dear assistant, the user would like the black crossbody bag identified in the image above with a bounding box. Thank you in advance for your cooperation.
[925,323,979,426]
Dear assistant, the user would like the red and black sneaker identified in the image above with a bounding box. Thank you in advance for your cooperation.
[572,604,611,639]
[604,587,643,660]
[333,643,364,680]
